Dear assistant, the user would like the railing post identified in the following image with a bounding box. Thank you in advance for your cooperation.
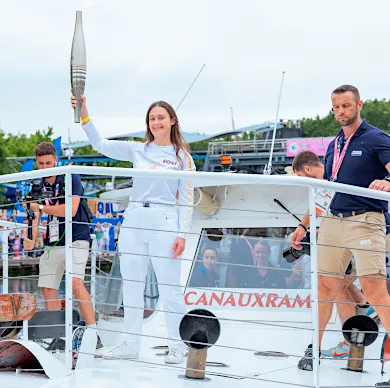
[1,229,9,294]
[90,235,97,310]
[309,187,320,388]
[64,173,73,371]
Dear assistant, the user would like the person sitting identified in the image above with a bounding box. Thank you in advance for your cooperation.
[189,247,220,288]
[245,239,287,289]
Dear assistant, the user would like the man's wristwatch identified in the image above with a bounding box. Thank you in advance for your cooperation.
[39,204,44,211]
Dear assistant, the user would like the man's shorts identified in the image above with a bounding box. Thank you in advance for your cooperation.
[345,233,390,276]
[318,212,386,278]
[38,240,90,289]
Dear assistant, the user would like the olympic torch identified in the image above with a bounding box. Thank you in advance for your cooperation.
[70,10,86,123]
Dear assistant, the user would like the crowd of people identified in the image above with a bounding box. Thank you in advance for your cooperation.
[2,216,121,258]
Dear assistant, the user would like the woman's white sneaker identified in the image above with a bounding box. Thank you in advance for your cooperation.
[165,348,184,364]
[102,341,139,360]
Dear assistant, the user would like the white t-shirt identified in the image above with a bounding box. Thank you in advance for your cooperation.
[83,120,196,238]
[102,224,110,240]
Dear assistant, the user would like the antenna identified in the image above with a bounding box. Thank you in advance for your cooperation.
[176,64,206,112]
[263,71,285,175]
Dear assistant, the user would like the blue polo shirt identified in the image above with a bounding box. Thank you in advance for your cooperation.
[323,120,390,213]
[44,174,92,246]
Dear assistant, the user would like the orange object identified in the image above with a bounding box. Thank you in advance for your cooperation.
[0,293,36,322]
[220,155,232,165]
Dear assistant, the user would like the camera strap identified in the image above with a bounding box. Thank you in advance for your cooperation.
[43,182,60,206]
[316,120,362,218]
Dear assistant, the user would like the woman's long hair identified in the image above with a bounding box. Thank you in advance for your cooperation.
[145,101,190,168]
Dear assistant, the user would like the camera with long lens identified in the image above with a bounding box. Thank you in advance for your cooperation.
[14,178,54,257]
[283,232,311,263]
[15,179,54,202]
[29,179,54,200]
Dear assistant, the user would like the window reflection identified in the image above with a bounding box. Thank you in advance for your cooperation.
[188,227,311,290]
[189,246,221,288]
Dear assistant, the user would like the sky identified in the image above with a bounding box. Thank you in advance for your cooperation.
[1,0,390,143]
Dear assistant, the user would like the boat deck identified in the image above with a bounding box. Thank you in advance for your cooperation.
[1,320,388,388]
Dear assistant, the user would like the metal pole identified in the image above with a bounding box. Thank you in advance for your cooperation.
[309,187,320,388]
[176,64,206,112]
[23,318,29,340]
[230,107,236,131]
[64,173,73,371]
[68,128,71,161]
[90,235,97,310]
[264,71,285,175]
[253,125,256,153]
[2,229,9,294]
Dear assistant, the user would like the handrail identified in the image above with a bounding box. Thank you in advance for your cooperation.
[0,220,46,232]
[1,165,388,203]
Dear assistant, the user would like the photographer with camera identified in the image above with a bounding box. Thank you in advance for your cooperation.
[23,142,102,349]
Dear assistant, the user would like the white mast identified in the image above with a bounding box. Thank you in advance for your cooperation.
[263,71,285,175]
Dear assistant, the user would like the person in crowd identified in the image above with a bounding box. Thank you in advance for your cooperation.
[114,221,121,247]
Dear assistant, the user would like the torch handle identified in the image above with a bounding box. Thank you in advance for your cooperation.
[74,97,81,123]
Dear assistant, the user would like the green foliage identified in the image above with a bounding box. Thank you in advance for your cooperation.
[3,127,55,157]
[189,139,210,151]
[72,144,99,156]
[299,99,390,137]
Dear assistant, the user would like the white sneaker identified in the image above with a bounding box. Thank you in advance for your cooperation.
[165,348,184,364]
[102,341,139,360]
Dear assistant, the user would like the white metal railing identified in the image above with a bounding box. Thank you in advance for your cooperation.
[208,139,288,155]
[0,165,389,386]
[0,220,97,342]
[0,220,47,340]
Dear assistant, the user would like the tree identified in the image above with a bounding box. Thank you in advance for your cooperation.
[4,127,55,157]
[299,99,390,138]
[73,144,99,156]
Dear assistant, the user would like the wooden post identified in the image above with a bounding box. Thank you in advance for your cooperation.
[185,348,208,379]
[347,345,365,372]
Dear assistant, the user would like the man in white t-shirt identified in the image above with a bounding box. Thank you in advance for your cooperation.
[102,222,111,253]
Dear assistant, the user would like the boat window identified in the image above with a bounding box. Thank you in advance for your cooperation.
[187,227,311,289]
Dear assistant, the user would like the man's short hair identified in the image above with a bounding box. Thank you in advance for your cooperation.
[332,85,360,103]
[34,142,57,157]
[292,150,322,172]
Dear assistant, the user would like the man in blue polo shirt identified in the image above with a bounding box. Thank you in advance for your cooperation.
[291,85,390,371]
